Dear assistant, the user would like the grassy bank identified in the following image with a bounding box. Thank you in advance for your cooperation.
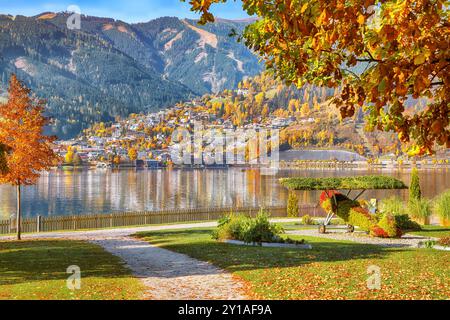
[0,240,144,300]
[407,225,450,239]
[136,228,450,300]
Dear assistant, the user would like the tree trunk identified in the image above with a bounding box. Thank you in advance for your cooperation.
[16,184,21,241]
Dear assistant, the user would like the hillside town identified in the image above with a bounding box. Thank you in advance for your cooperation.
[54,97,297,168]
[53,73,450,170]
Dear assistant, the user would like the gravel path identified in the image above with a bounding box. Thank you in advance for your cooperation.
[0,219,297,300]
[88,235,248,300]
[287,228,430,248]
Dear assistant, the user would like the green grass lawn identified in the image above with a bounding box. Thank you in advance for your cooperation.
[408,225,450,239]
[0,240,144,300]
[135,228,450,300]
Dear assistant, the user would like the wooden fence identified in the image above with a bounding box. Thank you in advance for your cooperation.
[0,206,305,235]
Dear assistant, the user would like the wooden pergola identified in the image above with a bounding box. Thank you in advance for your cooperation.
[280,176,408,233]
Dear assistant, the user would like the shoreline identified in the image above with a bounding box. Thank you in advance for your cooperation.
[53,164,450,171]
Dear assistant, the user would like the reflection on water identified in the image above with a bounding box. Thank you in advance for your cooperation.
[0,168,448,218]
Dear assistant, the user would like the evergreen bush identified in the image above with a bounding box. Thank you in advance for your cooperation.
[287,191,299,217]
[409,168,422,201]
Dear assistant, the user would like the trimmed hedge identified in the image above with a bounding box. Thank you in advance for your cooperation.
[280,176,407,191]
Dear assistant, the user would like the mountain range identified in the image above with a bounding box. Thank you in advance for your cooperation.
[0,12,262,138]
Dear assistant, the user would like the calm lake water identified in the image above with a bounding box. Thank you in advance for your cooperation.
[0,168,449,219]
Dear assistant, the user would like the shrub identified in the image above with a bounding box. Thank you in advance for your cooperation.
[379,196,406,216]
[423,240,437,248]
[348,207,377,232]
[240,212,285,244]
[378,213,402,238]
[212,213,249,241]
[438,237,450,247]
[409,168,422,201]
[433,190,450,224]
[212,211,285,244]
[287,191,299,217]
[394,214,421,231]
[408,198,432,221]
[301,214,315,225]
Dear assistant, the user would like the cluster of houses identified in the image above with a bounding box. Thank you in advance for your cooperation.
[54,139,172,169]
[54,97,305,169]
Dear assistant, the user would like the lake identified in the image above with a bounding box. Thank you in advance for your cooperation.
[0,168,449,219]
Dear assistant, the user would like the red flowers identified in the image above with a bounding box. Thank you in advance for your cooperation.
[370,226,389,238]
[319,190,340,204]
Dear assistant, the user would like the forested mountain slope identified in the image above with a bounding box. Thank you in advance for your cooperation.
[0,13,262,138]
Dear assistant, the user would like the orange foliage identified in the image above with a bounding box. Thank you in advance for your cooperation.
[188,0,449,154]
[0,74,59,186]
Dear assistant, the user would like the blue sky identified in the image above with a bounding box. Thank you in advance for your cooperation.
[0,0,249,23]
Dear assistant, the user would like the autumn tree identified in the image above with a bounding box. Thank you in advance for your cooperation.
[113,155,121,166]
[255,92,265,107]
[187,0,449,154]
[0,74,59,240]
[300,103,310,117]
[287,191,299,217]
[261,104,270,118]
[128,147,138,161]
[65,146,75,164]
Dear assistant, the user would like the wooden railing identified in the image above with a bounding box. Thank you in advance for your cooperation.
[0,206,297,235]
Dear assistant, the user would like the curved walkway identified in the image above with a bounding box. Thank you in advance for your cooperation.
[88,235,248,300]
